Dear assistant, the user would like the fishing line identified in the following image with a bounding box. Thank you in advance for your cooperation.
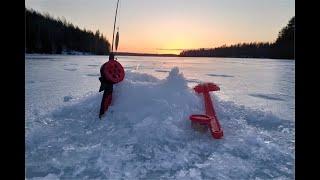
[111,0,120,52]
[115,0,122,52]
[117,0,122,31]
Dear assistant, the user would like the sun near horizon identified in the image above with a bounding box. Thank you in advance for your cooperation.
[26,0,294,55]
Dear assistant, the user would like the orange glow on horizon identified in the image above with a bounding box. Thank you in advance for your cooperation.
[26,0,294,55]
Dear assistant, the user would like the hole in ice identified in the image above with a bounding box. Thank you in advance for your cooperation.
[64,68,77,71]
[155,69,170,73]
[86,74,99,77]
[248,93,285,101]
[207,73,234,78]
[63,96,73,102]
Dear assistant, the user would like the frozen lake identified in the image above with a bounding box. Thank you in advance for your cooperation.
[25,54,295,179]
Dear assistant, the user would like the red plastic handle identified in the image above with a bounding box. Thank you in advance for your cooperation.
[189,114,211,124]
[208,115,223,139]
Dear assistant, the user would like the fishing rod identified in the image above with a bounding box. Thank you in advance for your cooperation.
[98,0,124,119]
[111,0,120,53]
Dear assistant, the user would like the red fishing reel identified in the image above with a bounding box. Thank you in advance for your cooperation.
[102,59,125,83]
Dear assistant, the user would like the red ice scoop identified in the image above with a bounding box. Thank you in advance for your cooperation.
[189,83,223,139]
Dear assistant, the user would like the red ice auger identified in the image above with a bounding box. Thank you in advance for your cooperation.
[189,83,223,139]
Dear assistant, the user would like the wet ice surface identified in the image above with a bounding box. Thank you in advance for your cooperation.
[25,54,294,179]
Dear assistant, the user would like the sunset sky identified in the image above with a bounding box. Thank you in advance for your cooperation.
[26,0,295,54]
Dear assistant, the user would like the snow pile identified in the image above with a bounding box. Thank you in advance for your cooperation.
[26,67,294,179]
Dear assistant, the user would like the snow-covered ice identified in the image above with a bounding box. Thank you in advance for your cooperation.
[25,54,294,179]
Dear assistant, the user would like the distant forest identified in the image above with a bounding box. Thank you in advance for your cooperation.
[26,8,110,55]
[180,17,294,59]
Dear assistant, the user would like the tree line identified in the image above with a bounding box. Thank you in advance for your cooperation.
[180,17,294,59]
[26,8,110,55]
